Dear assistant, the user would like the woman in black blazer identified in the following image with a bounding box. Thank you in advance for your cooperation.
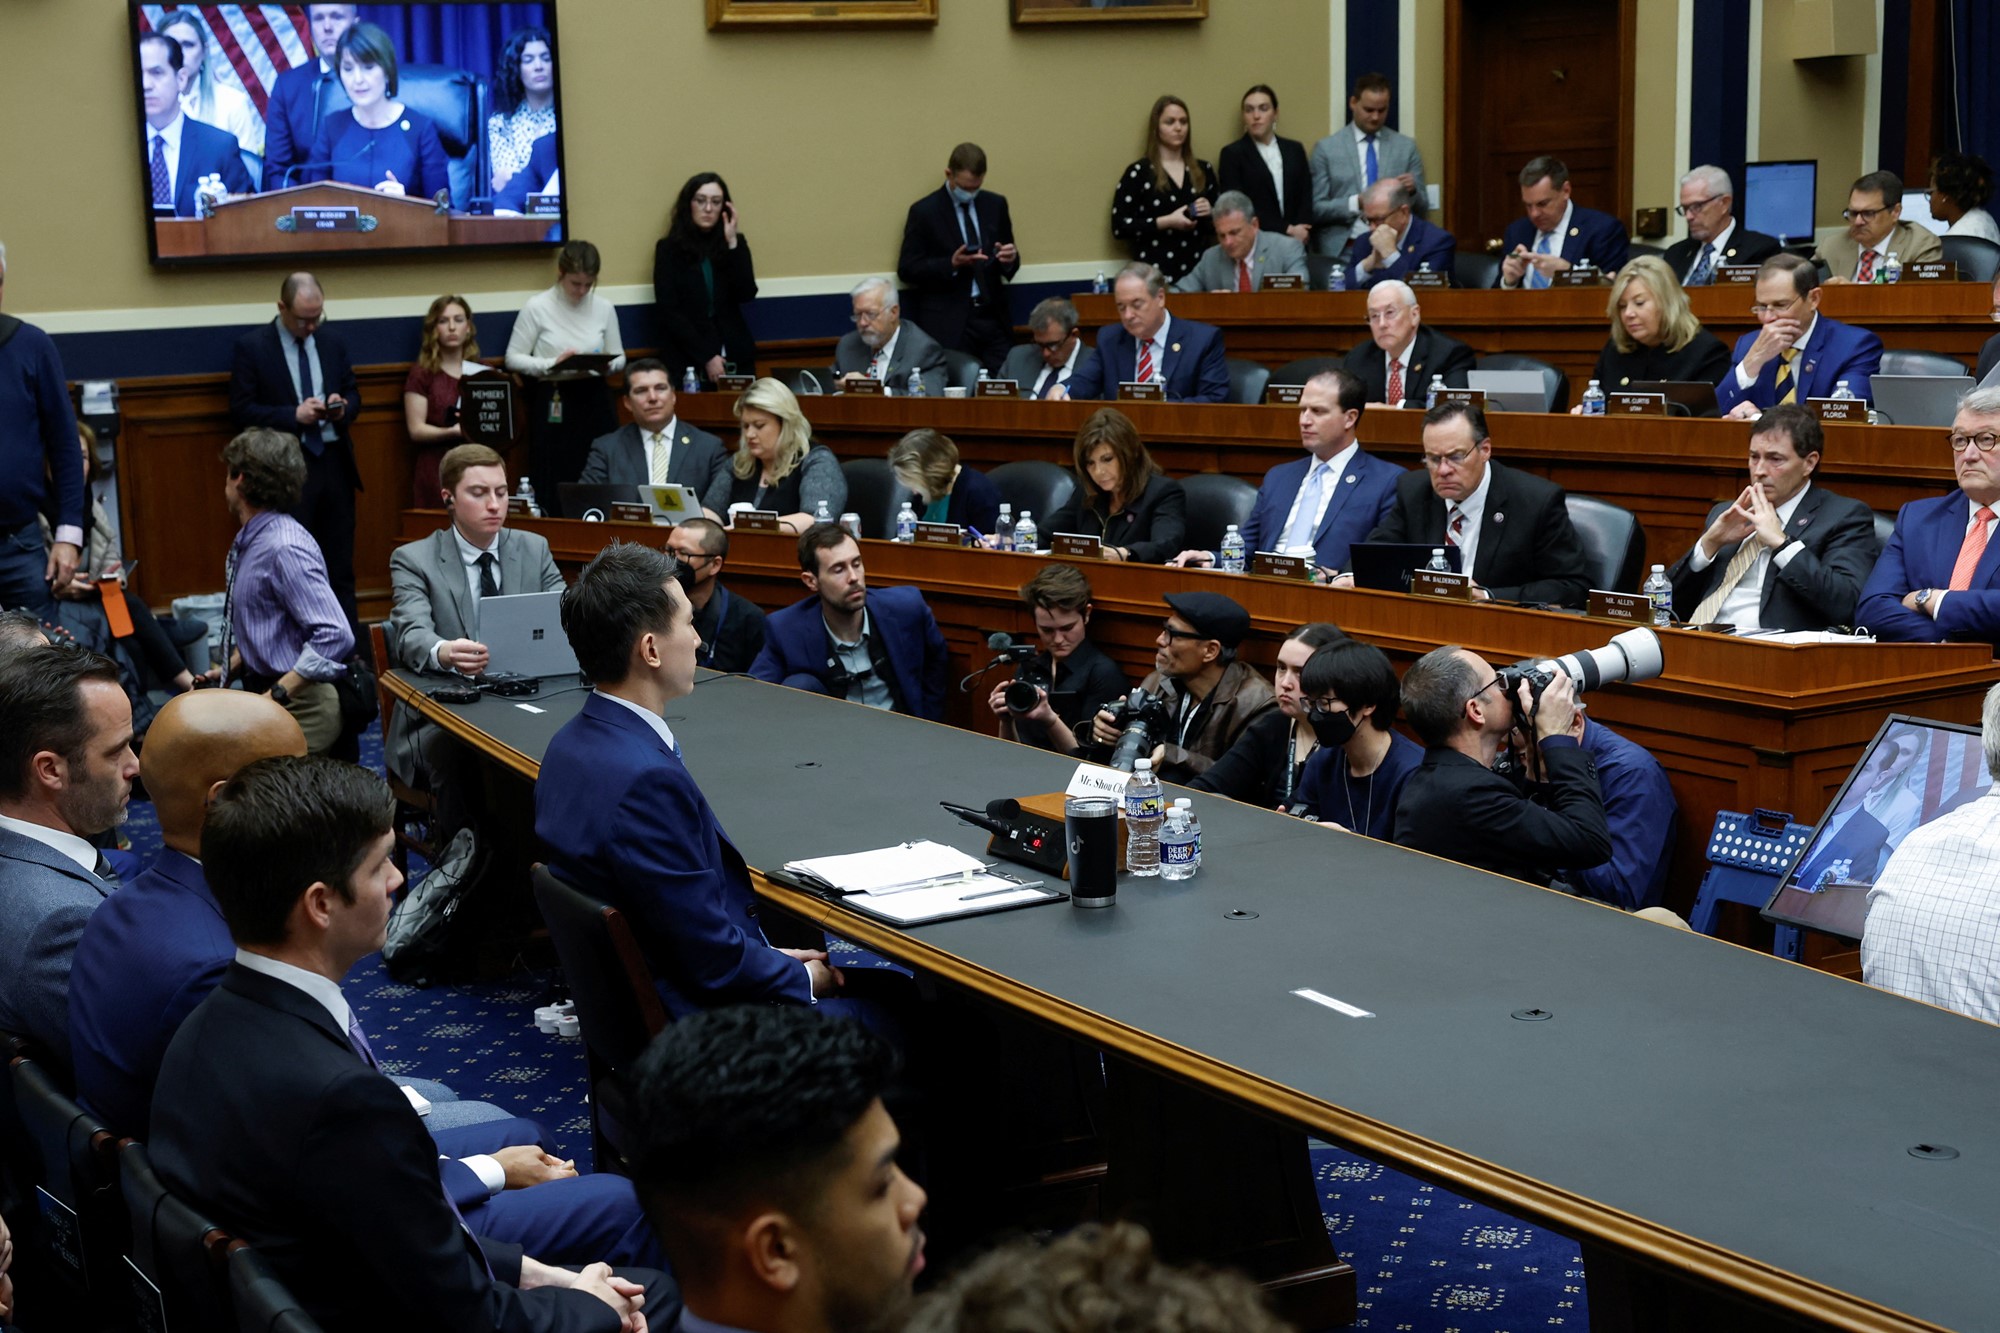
[1216,84,1313,244]
[887,429,1001,536]
[1584,256,1731,403]
[1045,409,1187,563]
[653,172,759,386]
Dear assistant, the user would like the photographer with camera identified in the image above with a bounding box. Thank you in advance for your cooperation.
[1393,643,1611,888]
[1088,591,1276,781]
[985,564,1127,754]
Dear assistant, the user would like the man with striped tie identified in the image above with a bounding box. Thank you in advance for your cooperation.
[1060,263,1229,403]
[1858,385,2000,645]
[1719,254,1884,420]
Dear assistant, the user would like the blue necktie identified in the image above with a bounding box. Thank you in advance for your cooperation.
[295,337,325,455]
[1528,231,1554,290]
[1363,134,1379,189]
[151,134,171,207]
[1686,243,1716,287]
[1282,463,1329,549]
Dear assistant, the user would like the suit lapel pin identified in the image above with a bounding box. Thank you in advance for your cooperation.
[680,434,690,444]
[1346,474,1357,484]
[1493,511,1505,524]
[1726,247,1737,257]
[1569,227,1580,237]
[1172,343,1182,353]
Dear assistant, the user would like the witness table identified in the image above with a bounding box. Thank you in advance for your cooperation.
[385,668,2000,1333]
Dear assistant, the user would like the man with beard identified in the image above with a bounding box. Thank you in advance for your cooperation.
[833,277,947,397]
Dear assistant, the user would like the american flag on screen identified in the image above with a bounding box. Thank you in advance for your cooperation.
[1918,726,1992,823]
[137,6,314,114]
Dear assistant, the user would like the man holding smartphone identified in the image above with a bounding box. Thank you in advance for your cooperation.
[897,142,1020,371]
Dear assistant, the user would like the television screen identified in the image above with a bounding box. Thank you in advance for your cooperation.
[1763,714,1994,941]
[132,3,564,265]
[1742,159,1817,245]
[1900,189,1950,237]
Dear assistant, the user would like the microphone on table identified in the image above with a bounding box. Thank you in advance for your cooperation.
[940,797,1024,840]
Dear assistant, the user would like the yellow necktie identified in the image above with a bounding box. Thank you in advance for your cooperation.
[1774,348,1799,406]
[649,431,670,485]
[1692,539,1764,625]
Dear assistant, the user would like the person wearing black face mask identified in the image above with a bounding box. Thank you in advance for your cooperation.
[897,142,1020,370]
[1288,638,1423,840]
[1187,622,1344,808]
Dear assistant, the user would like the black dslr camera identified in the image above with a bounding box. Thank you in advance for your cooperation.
[1494,627,1667,730]
[1100,687,1175,771]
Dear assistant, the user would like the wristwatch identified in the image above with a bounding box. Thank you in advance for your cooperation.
[269,681,292,706]
[1914,588,1934,614]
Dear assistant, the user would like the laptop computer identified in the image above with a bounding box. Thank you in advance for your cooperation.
[1349,542,1462,592]
[1627,380,1722,418]
[1464,370,1549,414]
[478,591,578,678]
[1870,374,1973,428]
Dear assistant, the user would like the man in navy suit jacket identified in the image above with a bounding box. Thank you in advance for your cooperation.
[1172,369,1401,574]
[1499,156,1630,289]
[494,133,559,215]
[1346,181,1456,288]
[1718,254,1883,418]
[260,5,355,191]
[1857,388,2000,645]
[1060,263,1230,404]
[750,525,948,721]
[539,543,840,1019]
[897,142,1021,369]
[139,34,253,217]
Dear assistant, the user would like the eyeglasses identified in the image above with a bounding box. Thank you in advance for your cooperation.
[1421,445,1482,470]
[1675,196,1722,217]
[1159,623,1208,642]
[1948,433,2000,455]
[670,549,716,566]
[1364,308,1409,326]
[1304,698,1350,716]
[1748,297,1803,317]
[1470,676,1502,702]
[1032,334,1069,351]
[850,309,887,326]
[1840,206,1889,223]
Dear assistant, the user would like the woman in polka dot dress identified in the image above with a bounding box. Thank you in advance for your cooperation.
[1111,95,1219,286]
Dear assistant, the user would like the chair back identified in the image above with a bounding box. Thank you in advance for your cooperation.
[1269,355,1346,387]
[121,1141,234,1333]
[1941,235,2000,282]
[396,65,484,208]
[941,348,983,391]
[7,1052,122,1305]
[367,623,398,740]
[1475,353,1569,412]
[1873,508,1898,550]
[839,459,911,540]
[989,461,1079,526]
[1305,253,1338,291]
[229,1245,327,1333]
[1565,494,1645,592]
[1453,251,1502,290]
[1879,348,1971,379]
[772,366,839,397]
[530,866,668,1075]
[1178,473,1260,554]
[1225,357,1271,405]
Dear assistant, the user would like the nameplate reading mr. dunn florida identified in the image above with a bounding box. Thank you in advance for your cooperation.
[1808,397,1867,424]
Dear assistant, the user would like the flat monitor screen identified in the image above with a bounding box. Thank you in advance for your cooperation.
[1900,189,1950,237]
[1743,160,1817,245]
[132,3,564,266]
[1763,714,1993,941]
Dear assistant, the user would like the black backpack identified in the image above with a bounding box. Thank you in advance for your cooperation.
[383,826,489,984]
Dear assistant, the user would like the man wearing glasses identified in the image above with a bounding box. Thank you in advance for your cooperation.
[997,298,1099,400]
[1660,165,1780,287]
[833,277,948,397]
[1340,279,1474,409]
[1059,263,1229,404]
[1087,590,1276,782]
[665,518,766,674]
[1815,170,1943,284]
[1339,400,1589,607]
[1718,254,1882,420]
[1857,385,2000,645]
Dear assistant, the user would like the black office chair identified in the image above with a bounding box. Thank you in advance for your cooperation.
[6,1051,124,1320]
[988,461,1078,528]
[1475,353,1569,412]
[1942,235,2000,283]
[838,458,911,540]
[1305,253,1338,291]
[1178,472,1259,555]
[121,1140,235,1333]
[1879,348,1970,378]
[229,1245,327,1333]
[1268,355,1346,387]
[1626,242,1666,260]
[1873,509,1899,550]
[530,865,669,1173]
[1225,357,1272,405]
[772,366,839,397]
[1453,250,1502,290]
[1566,493,1645,593]
[941,348,983,392]
[398,65,487,210]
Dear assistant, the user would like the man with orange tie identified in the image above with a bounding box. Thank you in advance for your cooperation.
[1171,192,1307,294]
[1718,254,1882,421]
[1858,386,2000,645]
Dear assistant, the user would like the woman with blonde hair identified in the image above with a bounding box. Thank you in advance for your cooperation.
[716,378,845,532]
[1580,256,1730,407]
[403,295,481,505]
[886,429,999,534]
[1110,95,1218,285]
[1044,408,1186,562]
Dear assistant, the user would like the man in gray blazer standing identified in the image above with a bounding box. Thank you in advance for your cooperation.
[385,444,565,787]
[0,645,134,1067]
[1173,191,1309,293]
[1309,73,1428,258]
[834,277,949,396]
[578,357,728,513]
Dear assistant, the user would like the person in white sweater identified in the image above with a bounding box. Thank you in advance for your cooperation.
[505,240,625,516]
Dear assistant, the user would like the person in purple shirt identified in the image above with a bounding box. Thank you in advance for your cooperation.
[216,428,353,754]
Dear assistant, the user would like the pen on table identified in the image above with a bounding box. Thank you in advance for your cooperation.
[961,881,1041,902]
[965,526,987,547]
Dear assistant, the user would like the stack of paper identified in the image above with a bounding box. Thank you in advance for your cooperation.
[783,840,988,897]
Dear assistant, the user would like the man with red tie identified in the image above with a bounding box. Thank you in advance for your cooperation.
[1170,192,1307,294]
[1858,387,2000,645]
[1060,263,1229,403]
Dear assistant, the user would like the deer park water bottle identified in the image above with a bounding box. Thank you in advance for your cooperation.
[682,366,700,393]
[1882,251,1902,284]
[1328,259,1347,293]
[1220,524,1246,573]
[1124,759,1164,877]
[1013,509,1038,552]
[1581,379,1606,416]
[894,501,918,543]
[1160,798,1200,880]
[1642,564,1672,626]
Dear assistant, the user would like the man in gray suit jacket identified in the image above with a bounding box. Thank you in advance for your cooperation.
[1309,73,1428,257]
[386,444,565,787]
[1173,191,1309,293]
[998,297,1102,399]
[0,646,134,1065]
[834,277,949,397]
[579,358,728,512]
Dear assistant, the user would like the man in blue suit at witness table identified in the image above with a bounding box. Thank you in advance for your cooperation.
[139,33,253,218]
[1499,155,1630,290]
[1718,253,1883,420]
[1171,369,1400,577]
[262,4,356,191]
[1056,262,1230,404]
[537,542,846,1018]
[750,524,949,721]
[1346,180,1455,288]
[1857,386,2000,646]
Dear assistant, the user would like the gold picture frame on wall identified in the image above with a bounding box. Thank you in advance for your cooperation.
[1011,0,1207,23]
[706,0,939,28]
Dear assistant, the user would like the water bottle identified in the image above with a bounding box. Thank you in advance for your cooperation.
[1642,563,1672,626]
[977,368,991,388]
[1581,379,1606,416]
[1426,374,1446,408]
[516,477,541,517]
[906,367,925,398]
[1124,759,1164,877]
[993,504,1014,552]
[1160,798,1200,880]
[894,501,918,543]
[1013,509,1038,552]
[814,497,833,525]
[1882,251,1902,285]
[1831,380,1856,401]
[1219,524,1247,573]
[1426,547,1450,573]
[682,366,700,393]
[1092,270,1109,295]
[1327,260,1347,293]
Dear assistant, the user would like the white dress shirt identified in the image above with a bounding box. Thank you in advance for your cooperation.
[1253,136,1286,211]
[1683,482,1809,632]
[1862,787,2000,1023]
[0,812,100,876]
[1276,442,1359,550]
[1445,464,1496,577]
[1734,314,1819,391]
[1030,340,1083,396]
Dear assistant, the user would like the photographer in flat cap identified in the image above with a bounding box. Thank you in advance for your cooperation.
[1089,591,1277,782]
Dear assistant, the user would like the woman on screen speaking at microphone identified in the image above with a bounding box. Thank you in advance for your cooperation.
[305,22,449,203]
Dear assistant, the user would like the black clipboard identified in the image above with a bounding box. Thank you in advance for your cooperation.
[765,867,1068,926]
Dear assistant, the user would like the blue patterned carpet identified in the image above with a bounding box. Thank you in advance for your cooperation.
[115,719,1586,1330]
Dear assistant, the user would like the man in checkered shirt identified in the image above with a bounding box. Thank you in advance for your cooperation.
[1862,682,2000,1022]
